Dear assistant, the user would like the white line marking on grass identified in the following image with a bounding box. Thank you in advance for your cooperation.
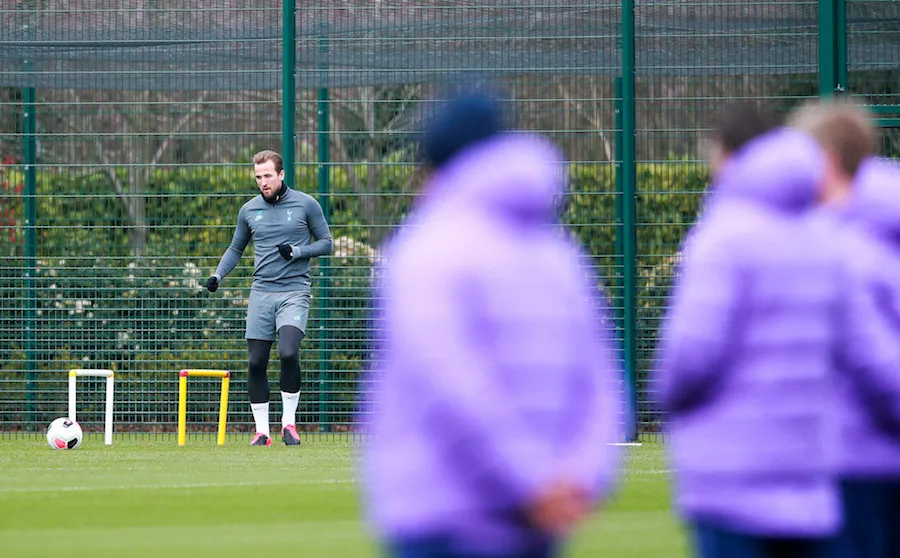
[0,478,355,493]
[632,469,674,475]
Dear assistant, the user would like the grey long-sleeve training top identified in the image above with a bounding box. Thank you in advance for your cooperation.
[214,186,333,292]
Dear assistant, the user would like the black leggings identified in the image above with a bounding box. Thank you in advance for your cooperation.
[246,326,304,404]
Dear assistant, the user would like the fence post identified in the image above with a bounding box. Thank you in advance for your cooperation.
[836,0,847,91]
[819,0,847,97]
[22,3,38,429]
[282,0,296,180]
[23,83,37,429]
[620,0,638,442]
[614,77,635,442]
[614,77,623,333]
[317,25,332,433]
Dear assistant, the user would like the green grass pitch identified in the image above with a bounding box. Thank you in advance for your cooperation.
[0,436,689,557]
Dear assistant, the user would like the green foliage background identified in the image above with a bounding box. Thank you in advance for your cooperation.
[0,162,707,429]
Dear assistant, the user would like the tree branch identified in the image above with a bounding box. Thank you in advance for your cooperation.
[150,91,210,168]
[557,78,612,161]
[77,92,128,210]
[383,85,420,133]
[95,138,129,216]
[326,103,362,193]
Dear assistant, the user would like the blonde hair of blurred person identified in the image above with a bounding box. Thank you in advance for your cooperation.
[788,99,879,206]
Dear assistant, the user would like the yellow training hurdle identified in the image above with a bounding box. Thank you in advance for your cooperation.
[177,369,230,446]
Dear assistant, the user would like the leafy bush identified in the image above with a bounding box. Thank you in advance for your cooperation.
[1,161,707,431]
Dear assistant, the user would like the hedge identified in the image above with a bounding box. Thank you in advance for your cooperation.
[0,161,707,428]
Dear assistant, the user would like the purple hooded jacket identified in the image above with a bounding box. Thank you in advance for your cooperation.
[361,134,623,552]
[829,158,900,478]
[654,129,843,537]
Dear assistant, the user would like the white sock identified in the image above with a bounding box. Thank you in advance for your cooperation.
[251,402,269,436]
[281,391,300,428]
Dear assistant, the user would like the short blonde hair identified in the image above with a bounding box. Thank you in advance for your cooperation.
[788,99,878,177]
[252,150,283,173]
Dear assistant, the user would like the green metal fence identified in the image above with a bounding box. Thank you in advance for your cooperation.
[1,0,898,441]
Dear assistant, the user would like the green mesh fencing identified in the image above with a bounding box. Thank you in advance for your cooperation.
[1,1,899,441]
[1,1,285,438]
[847,0,900,156]
[633,1,824,437]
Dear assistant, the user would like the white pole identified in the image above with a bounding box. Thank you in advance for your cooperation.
[104,374,114,445]
[68,369,114,445]
[68,373,77,422]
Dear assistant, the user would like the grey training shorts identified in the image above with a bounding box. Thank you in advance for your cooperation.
[245,290,311,341]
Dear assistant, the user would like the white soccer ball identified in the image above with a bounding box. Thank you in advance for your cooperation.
[46,417,83,450]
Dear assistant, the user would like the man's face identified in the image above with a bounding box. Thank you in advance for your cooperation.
[255,160,285,202]
[706,140,728,180]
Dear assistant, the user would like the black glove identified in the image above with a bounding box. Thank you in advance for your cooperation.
[206,275,219,292]
[277,244,294,261]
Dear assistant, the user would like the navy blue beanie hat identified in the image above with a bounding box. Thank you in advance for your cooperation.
[421,92,505,169]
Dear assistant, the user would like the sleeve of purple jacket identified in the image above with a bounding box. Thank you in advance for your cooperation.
[557,272,624,502]
[385,254,553,507]
[654,227,743,415]
[836,262,900,434]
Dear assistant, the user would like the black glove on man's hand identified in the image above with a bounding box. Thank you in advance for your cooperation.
[277,244,294,261]
[206,276,219,292]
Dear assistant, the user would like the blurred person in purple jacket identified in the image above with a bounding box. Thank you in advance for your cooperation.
[654,104,843,558]
[790,101,900,558]
[360,91,624,558]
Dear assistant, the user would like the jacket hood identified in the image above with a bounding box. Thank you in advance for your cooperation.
[424,133,566,224]
[848,157,900,241]
[715,128,824,212]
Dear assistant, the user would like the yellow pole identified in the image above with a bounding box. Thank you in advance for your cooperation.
[185,369,231,377]
[178,372,187,446]
[217,373,230,446]
[178,369,229,446]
